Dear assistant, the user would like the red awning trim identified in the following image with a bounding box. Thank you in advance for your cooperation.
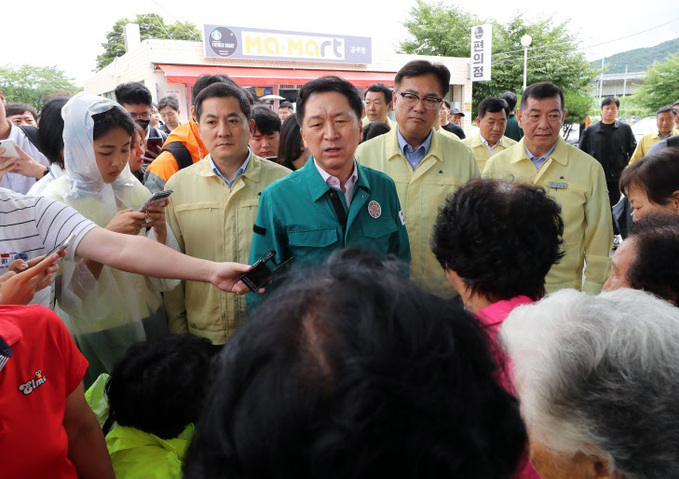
[155,64,395,88]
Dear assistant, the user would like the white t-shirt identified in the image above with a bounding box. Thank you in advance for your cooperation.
[1,122,50,195]
[0,187,97,306]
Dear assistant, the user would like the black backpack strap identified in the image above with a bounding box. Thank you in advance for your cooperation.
[160,142,193,170]
[18,125,40,150]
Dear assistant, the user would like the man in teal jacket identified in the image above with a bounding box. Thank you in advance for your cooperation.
[248,76,410,308]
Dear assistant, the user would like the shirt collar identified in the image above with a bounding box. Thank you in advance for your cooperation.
[313,158,358,188]
[209,149,252,188]
[524,140,558,163]
[396,127,433,156]
[480,134,498,153]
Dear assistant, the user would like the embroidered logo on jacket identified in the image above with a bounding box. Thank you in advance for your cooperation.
[18,370,47,395]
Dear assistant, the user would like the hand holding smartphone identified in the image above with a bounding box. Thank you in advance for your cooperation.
[240,250,292,293]
[24,233,75,271]
[139,190,173,213]
[0,139,20,158]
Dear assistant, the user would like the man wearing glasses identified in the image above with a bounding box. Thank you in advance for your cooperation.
[115,82,168,165]
[356,60,478,298]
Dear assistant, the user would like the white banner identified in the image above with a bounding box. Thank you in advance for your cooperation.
[470,24,492,82]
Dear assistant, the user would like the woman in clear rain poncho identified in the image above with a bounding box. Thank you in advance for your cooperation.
[41,92,178,384]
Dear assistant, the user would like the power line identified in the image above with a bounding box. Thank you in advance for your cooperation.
[149,0,202,42]
[491,16,679,62]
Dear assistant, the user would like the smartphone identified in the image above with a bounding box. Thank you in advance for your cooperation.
[146,138,163,156]
[42,233,76,265]
[240,250,277,292]
[139,189,173,212]
[0,139,20,158]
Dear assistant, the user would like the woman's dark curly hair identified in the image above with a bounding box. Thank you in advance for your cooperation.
[431,178,564,301]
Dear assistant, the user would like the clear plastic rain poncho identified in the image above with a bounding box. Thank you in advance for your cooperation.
[41,92,179,381]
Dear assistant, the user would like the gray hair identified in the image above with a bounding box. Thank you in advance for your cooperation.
[499,288,679,479]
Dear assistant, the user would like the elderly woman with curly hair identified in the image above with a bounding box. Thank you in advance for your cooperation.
[500,288,679,479]
[431,178,564,338]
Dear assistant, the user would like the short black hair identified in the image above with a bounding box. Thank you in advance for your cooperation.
[280,101,294,110]
[627,213,679,304]
[191,74,237,107]
[601,97,620,108]
[158,95,179,112]
[619,147,679,204]
[37,96,69,168]
[362,121,391,142]
[431,178,564,301]
[184,248,527,479]
[92,105,136,141]
[394,60,450,98]
[442,99,451,109]
[296,76,363,125]
[114,82,153,107]
[5,102,37,120]
[252,105,281,135]
[106,335,215,439]
[277,114,304,170]
[657,105,678,117]
[500,92,518,111]
[478,97,509,119]
[520,82,564,111]
[194,82,252,122]
[364,83,393,104]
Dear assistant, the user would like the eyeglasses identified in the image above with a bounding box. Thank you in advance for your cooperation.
[396,91,443,111]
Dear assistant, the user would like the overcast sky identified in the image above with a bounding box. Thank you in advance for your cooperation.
[4,0,679,86]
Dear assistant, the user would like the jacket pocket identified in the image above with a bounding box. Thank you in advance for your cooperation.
[361,218,398,239]
[288,227,339,247]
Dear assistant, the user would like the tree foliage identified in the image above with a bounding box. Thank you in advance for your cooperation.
[96,13,201,71]
[399,1,598,124]
[0,64,79,111]
[628,54,679,112]
[400,3,481,58]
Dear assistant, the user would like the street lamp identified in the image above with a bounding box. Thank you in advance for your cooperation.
[521,34,532,91]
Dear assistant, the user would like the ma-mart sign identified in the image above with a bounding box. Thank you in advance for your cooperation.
[204,25,372,64]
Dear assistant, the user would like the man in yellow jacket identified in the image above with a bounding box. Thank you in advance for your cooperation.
[145,75,239,193]
[629,105,679,162]
[483,82,613,294]
[462,96,517,172]
[356,60,479,297]
[361,83,397,129]
[164,82,290,344]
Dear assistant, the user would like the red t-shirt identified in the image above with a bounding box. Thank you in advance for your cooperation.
[0,304,88,478]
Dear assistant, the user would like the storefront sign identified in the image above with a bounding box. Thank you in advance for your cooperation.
[204,25,372,64]
[470,24,492,82]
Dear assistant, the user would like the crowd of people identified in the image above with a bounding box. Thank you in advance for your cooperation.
[1,57,679,479]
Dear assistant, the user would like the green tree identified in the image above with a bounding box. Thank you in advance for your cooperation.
[96,13,201,71]
[629,54,679,112]
[0,64,79,110]
[400,2,481,57]
[399,2,598,124]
